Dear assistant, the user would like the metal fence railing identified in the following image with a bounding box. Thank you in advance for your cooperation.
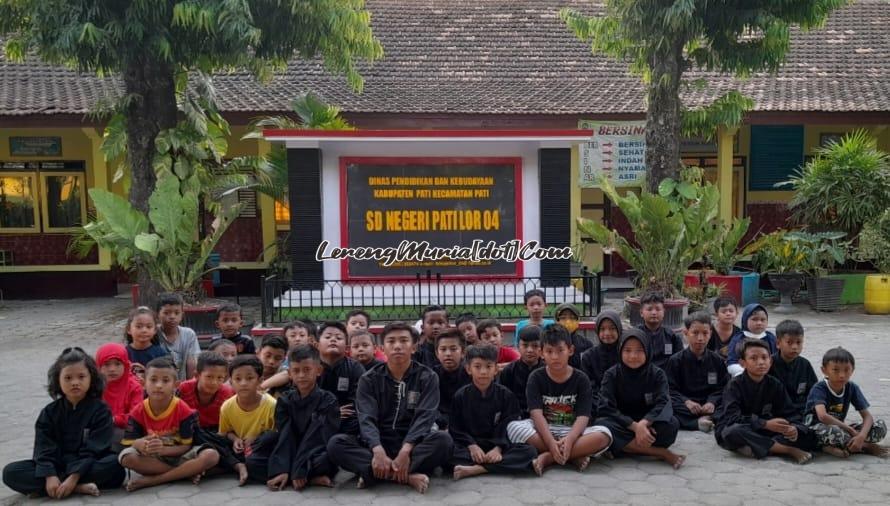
[261,269,602,326]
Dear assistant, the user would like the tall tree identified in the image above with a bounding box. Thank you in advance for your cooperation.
[1,0,382,304]
[562,0,848,193]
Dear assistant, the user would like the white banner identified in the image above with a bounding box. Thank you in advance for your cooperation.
[579,120,647,188]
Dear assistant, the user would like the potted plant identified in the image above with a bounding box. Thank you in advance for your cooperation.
[788,231,848,312]
[782,130,890,305]
[744,230,808,313]
[684,217,759,305]
[856,209,890,314]
[578,171,719,328]
[82,169,242,310]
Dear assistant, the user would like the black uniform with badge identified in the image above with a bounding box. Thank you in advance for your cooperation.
[768,353,818,423]
[638,324,685,371]
[326,361,453,485]
[665,347,728,429]
[497,358,543,418]
[318,356,365,435]
[433,363,471,430]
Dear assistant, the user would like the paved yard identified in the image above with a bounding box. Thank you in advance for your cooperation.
[1,297,888,505]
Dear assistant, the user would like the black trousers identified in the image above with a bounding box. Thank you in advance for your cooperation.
[716,422,817,459]
[596,417,679,455]
[195,426,242,471]
[245,430,337,482]
[451,442,536,474]
[2,455,125,496]
[327,431,453,485]
[672,402,708,430]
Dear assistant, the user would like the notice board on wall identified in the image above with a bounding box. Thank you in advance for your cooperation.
[341,157,521,279]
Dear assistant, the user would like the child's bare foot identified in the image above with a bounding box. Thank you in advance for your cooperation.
[571,455,591,472]
[666,452,686,470]
[735,446,755,458]
[75,483,100,497]
[863,443,890,458]
[453,465,487,480]
[191,472,205,485]
[788,448,813,465]
[532,452,553,476]
[126,477,154,492]
[697,417,714,433]
[235,463,249,486]
[407,473,429,494]
[822,446,850,458]
[356,477,367,489]
[310,476,333,488]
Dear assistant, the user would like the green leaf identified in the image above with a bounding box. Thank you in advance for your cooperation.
[677,181,697,200]
[658,179,677,197]
[86,188,148,242]
[134,233,160,255]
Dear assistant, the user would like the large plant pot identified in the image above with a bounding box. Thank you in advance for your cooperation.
[806,277,846,312]
[864,274,890,315]
[684,271,760,306]
[768,273,804,314]
[130,280,215,307]
[625,296,689,329]
[826,273,867,304]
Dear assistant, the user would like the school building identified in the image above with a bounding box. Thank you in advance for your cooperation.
[1,0,888,299]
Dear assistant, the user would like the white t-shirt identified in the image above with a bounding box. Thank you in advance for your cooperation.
[162,326,201,380]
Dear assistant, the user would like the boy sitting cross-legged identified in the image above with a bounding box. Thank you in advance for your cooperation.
[218,356,277,484]
[665,311,728,433]
[327,322,453,494]
[498,325,544,419]
[119,357,220,491]
[260,345,340,491]
[805,347,888,458]
[506,324,612,475]
[715,338,815,464]
[450,344,537,480]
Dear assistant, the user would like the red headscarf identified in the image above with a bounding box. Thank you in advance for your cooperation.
[96,343,144,428]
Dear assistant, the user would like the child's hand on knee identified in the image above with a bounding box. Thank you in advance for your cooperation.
[44,476,61,498]
[485,447,503,464]
[233,438,245,454]
[468,444,485,464]
[267,473,288,491]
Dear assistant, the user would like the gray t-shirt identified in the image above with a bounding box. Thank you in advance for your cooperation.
[162,326,201,380]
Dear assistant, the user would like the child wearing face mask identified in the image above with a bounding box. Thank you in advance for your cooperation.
[554,304,593,369]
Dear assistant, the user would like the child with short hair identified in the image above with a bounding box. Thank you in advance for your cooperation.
[314,321,365,435]
[328,322,453,494]
[125,306,170,367]
[666,312,728,432]
[211,304,255,355]
[119,357,220,491]
[3,348,125,498]
[514,289,555,346]
[257,335,288,383]
[283,321,316,349]
[498,325,544,418]
[455,312,479,346]
[805,347,888,458]
[507,324,612,475]
[637,291,684,370]
[433,328,471,430]
[726,303,777,377]
[156,293,200,380]
[715,338,814,464]
[709,297,741,361]
[450,344,538,480]
[350,329,384,370]
[769,320,817,422]
[260,345,340,491]
[597,328,684,468]
[96,343,144,443]
[580,310,623,413]
[346,309,371,334]
[554,303,593,368]
[177,352,234,431]
[477,319,520,368]
[219,355,277,484]
[413,305,448,368]
[208,338,238,364]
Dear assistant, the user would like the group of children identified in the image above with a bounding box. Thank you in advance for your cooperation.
[3,290,887,499]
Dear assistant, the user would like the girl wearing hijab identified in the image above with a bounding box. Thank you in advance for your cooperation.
[580,310,622,417]
[95,343,144,448]
[596,328,685,468]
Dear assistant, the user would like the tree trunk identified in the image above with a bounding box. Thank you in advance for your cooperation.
[123,57,178,307]
[645,43,685,193]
